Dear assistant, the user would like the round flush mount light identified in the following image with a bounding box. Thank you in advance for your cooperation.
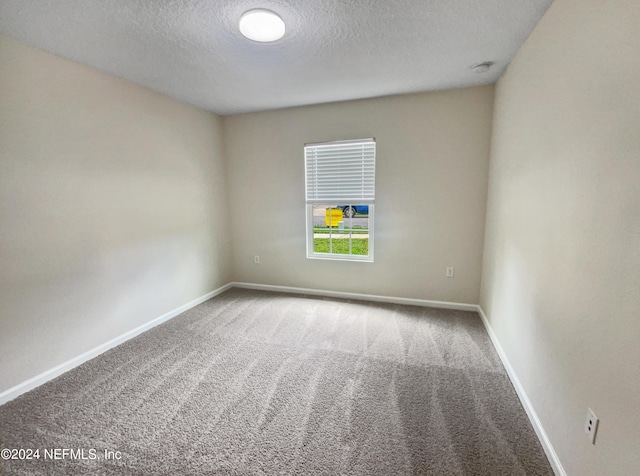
[239,9,285,42]
[471,62,494,74]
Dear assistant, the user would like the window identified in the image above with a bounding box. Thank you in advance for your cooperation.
[304,138,376,261]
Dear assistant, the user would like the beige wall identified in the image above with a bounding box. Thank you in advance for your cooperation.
[480,0,640,474]
[223,87,494,304]
[0,35,231,393]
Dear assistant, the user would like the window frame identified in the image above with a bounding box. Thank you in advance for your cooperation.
[305,204,374,262]
[304,138,376,262]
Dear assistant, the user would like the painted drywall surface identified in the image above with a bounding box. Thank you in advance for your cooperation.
[480,0,640,474]
[223,87,494,304]
[0,35,231,392]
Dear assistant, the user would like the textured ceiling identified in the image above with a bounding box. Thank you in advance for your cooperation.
[0,0,553,115]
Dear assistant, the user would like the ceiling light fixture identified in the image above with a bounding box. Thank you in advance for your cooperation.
[239,9,285,43]
[471,62,493,73]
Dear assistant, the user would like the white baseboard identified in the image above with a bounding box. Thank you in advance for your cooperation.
[475,306,566,476]
[231,282,478,312]
[0,283,233,406]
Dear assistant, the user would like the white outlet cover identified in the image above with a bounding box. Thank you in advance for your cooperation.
[585,408,599,444]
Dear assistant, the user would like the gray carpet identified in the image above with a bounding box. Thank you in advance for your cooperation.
[0,288,552,475]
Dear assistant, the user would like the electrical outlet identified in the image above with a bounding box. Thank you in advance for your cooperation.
[446,267,455,278]
[585,408,599,444]
[254,255,260,264]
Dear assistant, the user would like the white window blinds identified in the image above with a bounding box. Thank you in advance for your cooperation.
[304,138,376,204]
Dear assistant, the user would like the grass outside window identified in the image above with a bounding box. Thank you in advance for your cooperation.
[313,238,369,255]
